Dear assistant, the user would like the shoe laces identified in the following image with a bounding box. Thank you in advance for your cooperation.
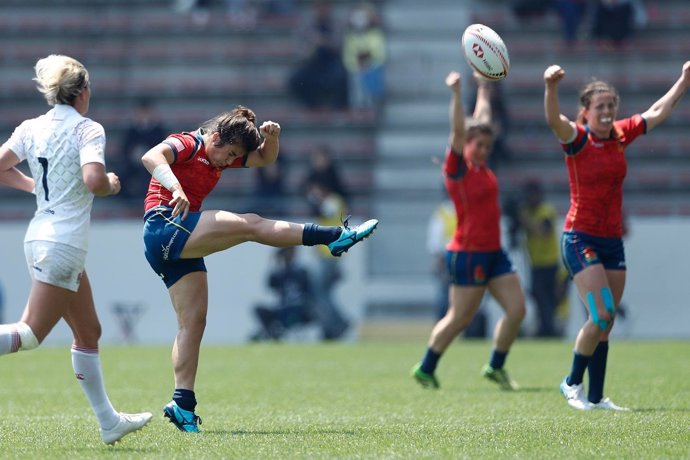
[341,214,352,229]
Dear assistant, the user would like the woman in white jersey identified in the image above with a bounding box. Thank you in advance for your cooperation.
[0,55,152,444]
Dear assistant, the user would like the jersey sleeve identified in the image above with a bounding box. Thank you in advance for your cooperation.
[561,122,588,156]
[76,119,106,166]
[162,133,199,164]
[617,114,646,147]
[2,120,30,160]
[443,146,468,179]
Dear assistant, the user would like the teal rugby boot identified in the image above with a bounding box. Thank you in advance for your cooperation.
[328,216,379,257]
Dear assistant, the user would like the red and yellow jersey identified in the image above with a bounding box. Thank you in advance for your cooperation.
[443,147,501,252]
[144,130,247,212]
[561,115,646,237]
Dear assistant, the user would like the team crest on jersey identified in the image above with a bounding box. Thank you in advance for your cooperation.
[474,265,486,284]
[583,247,598,263]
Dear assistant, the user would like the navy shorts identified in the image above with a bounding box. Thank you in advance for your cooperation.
[446,249,516,286]
[560,230,625,277]
[143,206,206,288]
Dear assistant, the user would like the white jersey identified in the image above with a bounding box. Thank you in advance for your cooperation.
[3,104,106,251]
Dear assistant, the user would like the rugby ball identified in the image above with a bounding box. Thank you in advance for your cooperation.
[461,24,510,81]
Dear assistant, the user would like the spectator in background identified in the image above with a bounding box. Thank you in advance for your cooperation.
[251,154,287,218]
[427,196,487,337]
[426,198,455,320]
[342,2,386,110]
[120,98,168,203]
[519,180,561,338]
[553,0,588,44]
[511,0,551,22]
[250,247,316,341]
[302,144,350,206]
[305,181,351,340]
[288,0,349,109]
[591,0,636,49]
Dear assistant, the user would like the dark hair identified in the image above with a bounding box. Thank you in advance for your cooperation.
[465,119,494,141]
[200,105,262,151]
[576,79,619,125]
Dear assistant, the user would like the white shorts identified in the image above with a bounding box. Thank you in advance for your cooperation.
[24,241,86,292]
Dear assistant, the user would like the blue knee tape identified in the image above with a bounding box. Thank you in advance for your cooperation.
[600,287,615,316]
[586,291,610,330]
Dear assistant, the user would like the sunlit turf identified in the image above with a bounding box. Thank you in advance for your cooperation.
[0,340,688,459]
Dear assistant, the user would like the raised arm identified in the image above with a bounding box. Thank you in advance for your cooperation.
[544,65,575,141]
[245,121,281,168]
[447,71,465,153]
[641,61,690,132]
[472,74,492,125]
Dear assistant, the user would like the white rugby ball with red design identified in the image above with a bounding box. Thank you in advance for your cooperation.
[461,24,510,81]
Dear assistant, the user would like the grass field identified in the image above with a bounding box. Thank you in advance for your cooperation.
[0,340,688,459]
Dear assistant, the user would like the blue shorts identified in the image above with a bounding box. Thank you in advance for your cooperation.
[561,231,625,277]
[143,206,206,288]
[446,249,516,286]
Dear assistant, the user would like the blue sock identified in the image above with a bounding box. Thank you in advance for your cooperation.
[489,349,508,370]
[173,388,197,412]
[302,223,342,246]
[566,352,591,386]
[420,348,441,375]
[587,341,609,403]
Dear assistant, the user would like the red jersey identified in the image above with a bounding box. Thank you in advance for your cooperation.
[444,147,501,252]
[561,115,646,238]
[144,130,247,212]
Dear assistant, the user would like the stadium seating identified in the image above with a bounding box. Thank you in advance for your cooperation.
[0,0,376,219]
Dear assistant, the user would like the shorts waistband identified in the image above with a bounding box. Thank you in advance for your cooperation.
[143,206,172,220]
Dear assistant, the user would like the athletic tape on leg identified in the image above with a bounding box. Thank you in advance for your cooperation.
[586,292,610,331]
[600,287,616,317]
[16,322,39,351]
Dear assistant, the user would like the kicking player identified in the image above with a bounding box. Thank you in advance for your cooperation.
[140,106,378,432]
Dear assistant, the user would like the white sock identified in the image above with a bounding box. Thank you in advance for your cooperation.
[71,346,120,429]
[0,324,21,356]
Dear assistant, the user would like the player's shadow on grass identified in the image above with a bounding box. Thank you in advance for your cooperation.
[475,386,552,393]
[76,447,155,454]
[629,407,690,413]
[203,429,358,436]
[512,386,553,393]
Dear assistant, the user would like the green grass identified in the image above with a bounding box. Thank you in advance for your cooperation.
[0,340,688,459]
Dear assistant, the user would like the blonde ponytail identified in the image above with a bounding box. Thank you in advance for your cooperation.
[33,54,89,106]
